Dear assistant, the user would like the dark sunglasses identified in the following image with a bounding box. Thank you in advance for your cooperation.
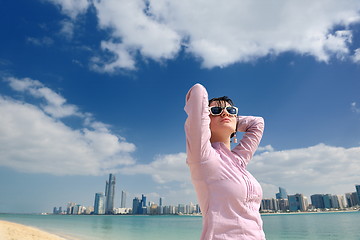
[209,106,238,116]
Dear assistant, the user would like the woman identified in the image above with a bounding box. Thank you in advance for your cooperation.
[184,83,265,240]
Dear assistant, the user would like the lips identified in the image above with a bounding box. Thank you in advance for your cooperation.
[221,118,231,122]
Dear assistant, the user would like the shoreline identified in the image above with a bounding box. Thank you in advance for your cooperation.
[0,220,79,240]
[261,209,359,216]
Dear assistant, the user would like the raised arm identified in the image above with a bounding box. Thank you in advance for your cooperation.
[232,116,264,166]
[184,84,213,163]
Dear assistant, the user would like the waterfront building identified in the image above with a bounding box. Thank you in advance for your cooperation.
[345,192,359,207]
[337,195,346,209]
[121,190,126,208]
[131,194,148,214]
[66,202,76,214]
[288,194,307,211]
[114,208,131,214]
[323,194,332,209]
[150,204,159,215]
[351,192,359,206]
[261,199,277,211]
[159,197,163,214]
[356,185,360,203]
[178,204,186,214]
[94,192,105,215]
[132,197,140,214]
[330,195,340,209]
[311,194,325,209]
[277,198,288,211]
[276,187,288,199]
[105,174,116,214]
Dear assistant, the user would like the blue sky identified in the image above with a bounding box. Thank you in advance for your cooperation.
[1,0,360,213]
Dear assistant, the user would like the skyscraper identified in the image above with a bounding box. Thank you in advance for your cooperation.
[288,193,307,211]
[132,197,140,214]
[94,192,105,215]
[276,187,288,199]
[311,194,325,209]
[121,190,126,208]
[105,173,116,214]
[356,185,360,203]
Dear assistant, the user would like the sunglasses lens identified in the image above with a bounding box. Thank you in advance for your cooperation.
[226,107,237,115]
[210,107,222,115]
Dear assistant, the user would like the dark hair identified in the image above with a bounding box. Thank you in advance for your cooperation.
[208,96,234,107]
[209,96,237,139]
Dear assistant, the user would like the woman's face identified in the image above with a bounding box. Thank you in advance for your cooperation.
[209,101,237,138]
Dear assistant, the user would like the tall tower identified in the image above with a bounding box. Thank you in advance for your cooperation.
[105,173,116,214]
[94,192,105,215]
[121,191,126,208]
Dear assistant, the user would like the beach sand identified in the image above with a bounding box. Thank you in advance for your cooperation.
[0,220,69,240]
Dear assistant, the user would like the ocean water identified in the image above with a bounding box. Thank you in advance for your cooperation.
[0,211,359,240]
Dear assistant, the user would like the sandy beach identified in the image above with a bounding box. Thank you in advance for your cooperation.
[0,220,69,240]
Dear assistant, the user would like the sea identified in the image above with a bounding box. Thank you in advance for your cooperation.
[0,211,359,240]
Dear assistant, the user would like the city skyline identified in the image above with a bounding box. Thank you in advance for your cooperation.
[1,0,360,213]
[51,174,360,215]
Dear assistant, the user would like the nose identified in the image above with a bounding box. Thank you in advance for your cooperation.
[220,108,230,117]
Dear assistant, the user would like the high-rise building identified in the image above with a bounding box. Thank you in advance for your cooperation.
[132,197,140,214]
[121,191,126,208]
[351,192,359,206]
[288,194,307,211]
[159,197,163,214]
[330,195,340,209]
[356,185,360,204]
[276,187,288,199]
[277,198,288,211]
[323,194,332,209]
[105,174,116,214]
[311,194,325,209]
[337,195,346,209]
[94,192,105,215]
[141,194,147,214]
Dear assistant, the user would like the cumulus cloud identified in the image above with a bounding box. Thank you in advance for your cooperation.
[248,143,360,197]
[46,0,360,71]
[353,48,360,63]
[122,152,189,184]
[0,76,136,175]
[47,0,90,19]
[121,143,360,199]
[5,77,80,118]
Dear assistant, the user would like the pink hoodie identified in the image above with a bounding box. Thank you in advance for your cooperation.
[184,84,266,240]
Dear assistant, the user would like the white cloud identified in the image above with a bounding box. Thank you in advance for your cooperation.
[256,145,274,153]
[47,0,360,71]
[353,48,360,63]
[120,143,360,199]
[27,37,54,46]
[0,76,136,175]
[122,152,189,184]
[248,143,360,197]
[351,102,360,113]
[60,19,75,40]
[47,0,90,19]
[5,77,79,118]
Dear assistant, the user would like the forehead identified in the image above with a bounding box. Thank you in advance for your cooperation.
[209,100,232,107]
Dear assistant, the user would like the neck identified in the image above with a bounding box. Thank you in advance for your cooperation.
[210,136,231,150]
